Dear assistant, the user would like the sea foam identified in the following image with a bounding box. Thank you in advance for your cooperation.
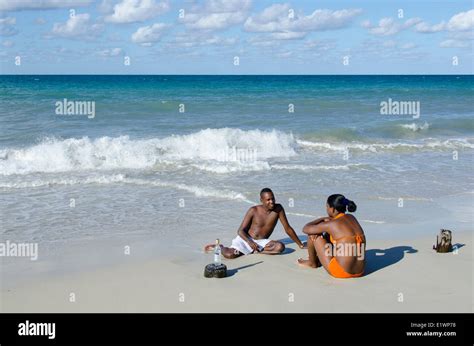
[399,122,430,132]
[297,138,474,153]
[0,128,296,175]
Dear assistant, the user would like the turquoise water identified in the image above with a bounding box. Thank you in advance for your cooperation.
[0,75,473,250]
[1,75,473,146]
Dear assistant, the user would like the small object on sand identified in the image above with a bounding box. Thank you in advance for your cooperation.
[204,263,227,278]
[433,229,453,253]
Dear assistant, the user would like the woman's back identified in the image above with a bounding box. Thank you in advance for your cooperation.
[328,214,365,274]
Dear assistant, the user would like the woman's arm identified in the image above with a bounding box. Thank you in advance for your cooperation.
[303,218,331,235]
[305,217,329,227]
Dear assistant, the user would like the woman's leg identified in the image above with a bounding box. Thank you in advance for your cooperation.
[297,235,322,268]
[312,235,334,273]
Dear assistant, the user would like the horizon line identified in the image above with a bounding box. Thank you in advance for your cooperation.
[1,73,473,76]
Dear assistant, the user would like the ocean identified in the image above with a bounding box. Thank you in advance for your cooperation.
[0,75,473,275]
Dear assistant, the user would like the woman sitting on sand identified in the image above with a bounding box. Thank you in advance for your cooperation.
[297,194,366,278]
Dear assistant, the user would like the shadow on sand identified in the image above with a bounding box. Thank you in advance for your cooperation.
[279,235,308,246]
[278,236,424,276]
[280,247,295,255]
[365,243,467,275]
[452,243,466,251]
[364,246,418,275]
[278,235,306,255]
[227,261,264,277]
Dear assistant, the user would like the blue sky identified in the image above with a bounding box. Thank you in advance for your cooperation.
[0,0,473,74]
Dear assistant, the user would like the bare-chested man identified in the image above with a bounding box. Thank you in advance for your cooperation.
[204,188,305,259]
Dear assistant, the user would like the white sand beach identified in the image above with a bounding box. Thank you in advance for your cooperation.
[1,0,474,324]
[1,230,472,313]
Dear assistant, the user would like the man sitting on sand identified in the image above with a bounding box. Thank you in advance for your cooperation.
[205,188,305,258]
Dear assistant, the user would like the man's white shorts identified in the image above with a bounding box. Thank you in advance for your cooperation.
[230,235,272,255]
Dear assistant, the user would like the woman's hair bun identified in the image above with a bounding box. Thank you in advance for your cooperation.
[327,194,357,213]
[346,200,357,212]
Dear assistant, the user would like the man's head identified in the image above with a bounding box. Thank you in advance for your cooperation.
[260,188,275,211]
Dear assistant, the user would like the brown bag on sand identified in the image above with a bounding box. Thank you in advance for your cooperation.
[433,229,453,253]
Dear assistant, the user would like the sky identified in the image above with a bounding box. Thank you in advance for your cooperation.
[0,0,473,74]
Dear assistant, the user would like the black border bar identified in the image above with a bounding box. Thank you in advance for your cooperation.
[0,313,472,345]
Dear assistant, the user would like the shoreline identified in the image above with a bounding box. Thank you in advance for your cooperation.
[1,207,471,288]
[1,230,472,313]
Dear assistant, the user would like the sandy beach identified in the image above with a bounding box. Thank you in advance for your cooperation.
[1,74,473,315]
[1,3,473,344]
[1,230,472,313]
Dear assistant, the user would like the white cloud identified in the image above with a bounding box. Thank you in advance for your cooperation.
[364,17,422,36]
[407,10,474,47]
[205,0,250,13]
[357,39,420,58]
[131,23,168,46]
[0,17,15,25]
[105,0,169,24]
[244,3,294,32]
[243,6,360,48]
[448,31,474,41]
[183,12,247,30]
[166,31,238,49]
[248,35,281,47]
[296,8,363,31]
[303,39,319,48]
[440,39,470,48]
[1,39,14,47]
[97,47,123,57]
[172,50,204,58]
[0,0,92,11]
[244,5,362,34]
[270,31,306,40]
[302,39,336,51]
[446,9,474,31]
[360,20,371,28]
[413,10,474,34]
[276,50,293,58]
[415,21,446,33]
[200,35,237,46]
[439,27,473,48]
[98,0,115,14]
[52,13,103,39]
[0,17,18,36]
[180,0,252,30]
[251,3,289,24]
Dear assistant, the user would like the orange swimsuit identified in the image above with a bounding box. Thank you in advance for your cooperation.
[327,213,365,279]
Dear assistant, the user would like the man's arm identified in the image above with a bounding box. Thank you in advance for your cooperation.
[303,218,330,235]
[237,207,259,252]
[278,206,305,249]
